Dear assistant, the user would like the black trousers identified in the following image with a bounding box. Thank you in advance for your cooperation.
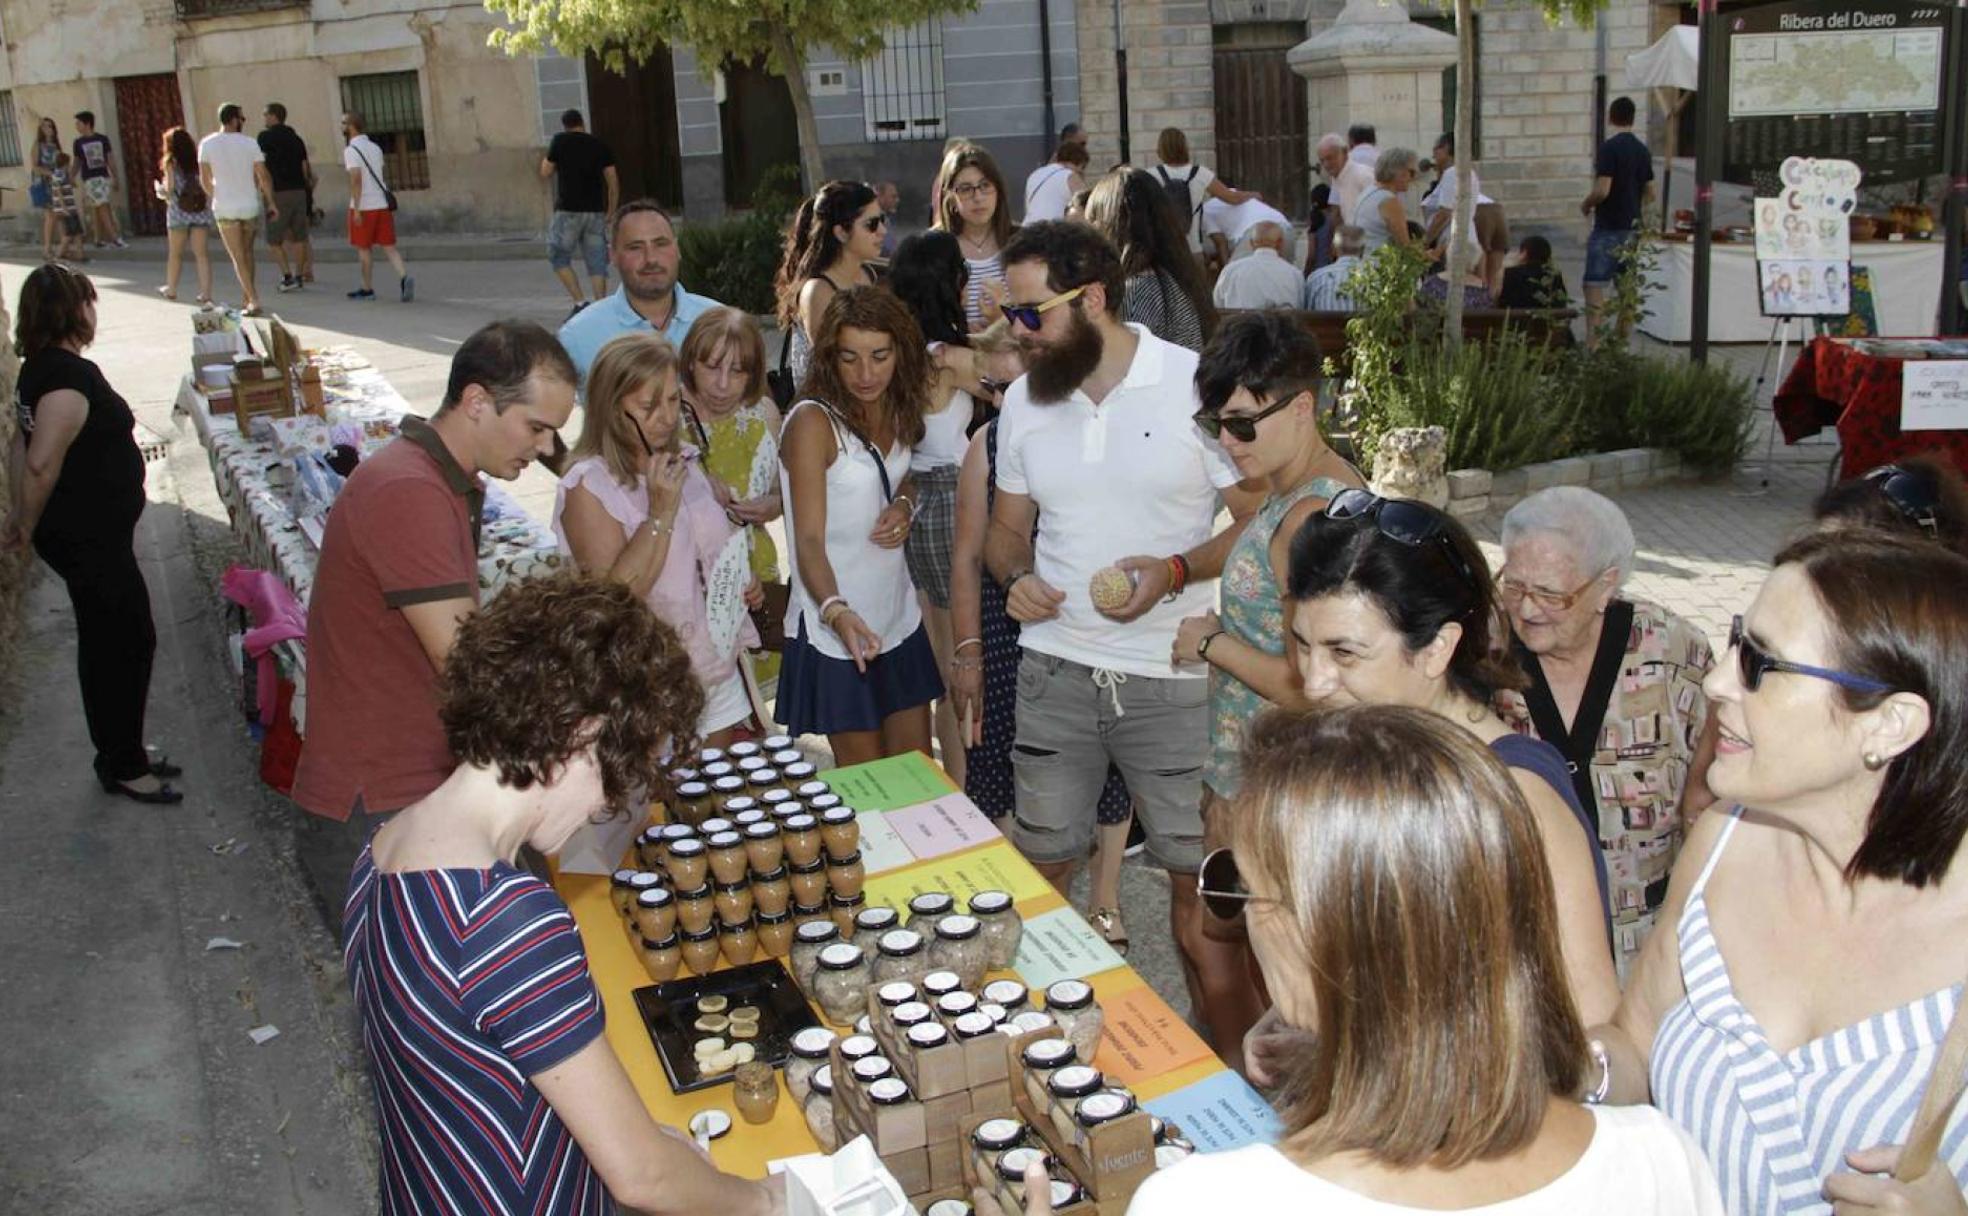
[35,518,157,784]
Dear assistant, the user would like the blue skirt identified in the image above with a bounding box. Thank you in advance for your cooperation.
[776,621,945,736]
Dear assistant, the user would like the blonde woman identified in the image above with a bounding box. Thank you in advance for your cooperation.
[552,333,762,746]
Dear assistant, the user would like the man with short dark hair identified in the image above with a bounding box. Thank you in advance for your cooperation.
[985,220,1261,1050]
[260,102,316,292]
[1580,95,1654,345]
[199,103,279,316]
[540,109,619,313]
[1346,122,1379,169]
[556,200,722,382]
[71,111,125,249]
[292,321,576,894]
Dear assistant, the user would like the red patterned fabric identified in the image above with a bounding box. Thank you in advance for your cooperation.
[112,74,182,237]
[1773,337,1968,480]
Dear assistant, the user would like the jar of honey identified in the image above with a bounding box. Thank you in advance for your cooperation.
[789,858,829,908]
[756,908,794,958]
[782,814,823,867]
[674,883,715,935]
[718,914,758,966]
[819,806,861,860]
[826,850,866,899]
[713,880,754,924]
[706,831,751,885]
[679,924,721,975]
[752,865,792,918]
[637,932,682,982]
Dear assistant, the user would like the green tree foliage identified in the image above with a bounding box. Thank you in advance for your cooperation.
[486,0,980,190]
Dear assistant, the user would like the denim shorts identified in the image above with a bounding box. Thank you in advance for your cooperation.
[1008,651,1207,873]
[1584,227,1636,287]
[547,210,609,276]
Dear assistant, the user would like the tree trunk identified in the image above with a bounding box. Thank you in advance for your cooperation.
[1445,0,1477,351]
[769,24,827,191]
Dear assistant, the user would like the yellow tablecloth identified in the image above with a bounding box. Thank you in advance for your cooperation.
[555,751,1263,1178]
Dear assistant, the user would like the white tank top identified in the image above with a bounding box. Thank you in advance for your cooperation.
[780,399,921,661]
[911,388,974,472]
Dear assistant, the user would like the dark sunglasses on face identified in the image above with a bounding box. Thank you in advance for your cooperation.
[1863,464,1941,537]
[1727,614,1896,695]
[1194,391,1307,443]
[1196,847,1275,921]
[1004,285,1087,331]
[861,214,890,232]
[1323,489,1480,593]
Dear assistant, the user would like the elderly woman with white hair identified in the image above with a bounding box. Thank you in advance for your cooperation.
[1495,487,1718,980]
[1354,147,1435,258]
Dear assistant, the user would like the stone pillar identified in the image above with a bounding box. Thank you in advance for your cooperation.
[1289,0,1456,173]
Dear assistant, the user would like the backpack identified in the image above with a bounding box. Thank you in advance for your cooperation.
[175,169,208,215]
[1156,165,1200,227]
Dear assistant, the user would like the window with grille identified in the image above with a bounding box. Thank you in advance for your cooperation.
[0,93,20,168]
[340,71,429,190]
[862,19,946,143]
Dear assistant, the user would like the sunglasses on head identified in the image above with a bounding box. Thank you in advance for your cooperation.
[1004,285,1086,331]
[1196,847,1276,921]
[1727,615,1896,696]
[1323,489,1480,592]
[1194,390,1309,443]
[1863,464,1941,537]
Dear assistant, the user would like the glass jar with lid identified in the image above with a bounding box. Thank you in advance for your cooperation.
[806,792,844,816]
[713,880,753,924]
[906,1022,950,1053]
[789,919,841,990]
[929,914,990,988]
[783,761,820,788]
[756,908,793,958]
[804,1065,839,1152]
[609,869,639,918]
[891,1000,935,1031]
[921,970,963,1001]
[875,980,917,1009]
[826,852,866,900]
[679,924,721,975]
[1046,1065,1105,1144]
[731,807,769,835]
[953,1010,997,1041]
[925,1200,973,1216]
[770,800,807,825]
[782,814,823,867]
[819,806,861,860]
[674,883,715,935]
[717,914,758,965]
[1073,1088,1137,1150]
[736,756,769,779]
[659,822,699,847]
[867,1077,912,1109]
[635,827,665,871]
[791,901,830,930]
[743,821,785,874]
[829,891,866,936]
[673,781,713,824]
[813,943,872,1025]
[1010,1010,1056,1036]
[852,906,901,956]
[785,1026,836,1105]
[752,866,792,918]
[937,991,980,1021]
[625,870,664,909]
[699,816,736,839]
[632,886,677,941]
[972,1117,1027,1158]
[1019,1038,1077,1112]
[667,764,701,787]
[982,979,1029,1013]
[838,1033,880,1065]
[698,745,730,767]
[873,929,929,987]
[721,796,760,821]
[1045,980,1105,1061]
[849,1054,894,1088]
[747,769,782,796]
[663,838,709,890]
[759,788,797,813]
[905,891,956,937]
[996,1147,1054,1203]
[789,858,829,908]
[706,832,750,885]
[710,775,746,805]
[726,740,760,762]
[702,759,736,781]
[761,733,795,753]
[636,932,681,982]
[968,890,1024,969]
[795,779,831,802]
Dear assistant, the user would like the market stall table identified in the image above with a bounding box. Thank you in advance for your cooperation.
[1639,238,1947,343]
[555,751,1276,1183]
[1774,335,1968,480]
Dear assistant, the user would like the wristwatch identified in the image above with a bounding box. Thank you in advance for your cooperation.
[1197,630,1227,662]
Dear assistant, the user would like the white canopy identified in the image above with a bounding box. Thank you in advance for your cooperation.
[1626,25,1699,91]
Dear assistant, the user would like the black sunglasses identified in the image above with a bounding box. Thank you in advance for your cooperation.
[1728,615,1896,695]
[1323,489,1480,593]
[1194,391,1307,443]
[1864,464,1940,537]
[1196,847,1277,921]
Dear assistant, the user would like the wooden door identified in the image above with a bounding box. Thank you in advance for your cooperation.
[585,47,682,210]
[113,73,182,236]
[1212,31,1309,220]
[718,56,799,209]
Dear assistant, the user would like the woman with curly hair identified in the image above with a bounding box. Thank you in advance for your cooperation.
[1084,166,1218,350]
[778,285,943,763]
[931,142,1014,330]
[345,572,782,1216]
[774,179,884,387]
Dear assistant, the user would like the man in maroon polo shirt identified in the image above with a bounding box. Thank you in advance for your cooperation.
[292,320,576,906]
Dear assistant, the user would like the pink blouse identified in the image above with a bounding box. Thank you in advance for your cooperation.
[550,452,757,689]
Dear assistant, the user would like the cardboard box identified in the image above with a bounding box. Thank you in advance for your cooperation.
[868,990,971,1100]
[960,1113,1098,1216]
[829,1043,926,1153]
[233,376,292,429]
[928,1135,966,1190]
[923,1090,973,1146]
[882,1146,930,1195]
[1001,1026,1155,1209]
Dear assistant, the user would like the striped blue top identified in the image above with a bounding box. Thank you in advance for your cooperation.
[1650,809,1968,1215]
[345,845,613,1215]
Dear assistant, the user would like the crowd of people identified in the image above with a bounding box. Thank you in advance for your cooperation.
[17,111,1968,1214]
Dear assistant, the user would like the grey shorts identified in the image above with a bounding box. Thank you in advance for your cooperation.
[268,190,310,245]
[1009,650,1208,873]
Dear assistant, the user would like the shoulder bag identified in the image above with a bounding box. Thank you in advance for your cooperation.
[350,141,398,212]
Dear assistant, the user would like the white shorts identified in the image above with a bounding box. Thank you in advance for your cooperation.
[699,668,753,736]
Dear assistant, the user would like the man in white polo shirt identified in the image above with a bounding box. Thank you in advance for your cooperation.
[985,220,1261,1004]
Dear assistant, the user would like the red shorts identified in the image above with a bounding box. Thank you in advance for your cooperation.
[347,208,396,249]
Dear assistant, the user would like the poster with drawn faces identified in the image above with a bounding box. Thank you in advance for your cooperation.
[1760,258,1851,317]
[1755,157,1858,316]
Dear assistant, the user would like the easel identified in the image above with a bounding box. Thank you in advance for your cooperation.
[1742,312,1808,493]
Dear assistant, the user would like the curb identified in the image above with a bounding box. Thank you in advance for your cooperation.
[1446,446,1683,518]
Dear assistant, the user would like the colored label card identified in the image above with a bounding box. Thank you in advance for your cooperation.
[1012,906,1128,990]
[1094,983,1217,1085]
[864,842,1054,911]
[856,812,914,877]
[1143,1069,1282,1153]
[883,793,1001,861]
[821,753,953,812]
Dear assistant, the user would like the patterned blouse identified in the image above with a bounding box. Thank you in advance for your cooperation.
[1206,474,1353,798]
[690,397,781,682]
[1498,597,1713,980]
[1123,270,1205,352]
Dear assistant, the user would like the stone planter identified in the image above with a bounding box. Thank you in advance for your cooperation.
[1443,446,1682,519]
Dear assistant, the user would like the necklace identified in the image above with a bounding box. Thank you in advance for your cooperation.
[959,230,996,259]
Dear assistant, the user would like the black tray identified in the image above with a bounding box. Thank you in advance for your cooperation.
[632,959,820,1094]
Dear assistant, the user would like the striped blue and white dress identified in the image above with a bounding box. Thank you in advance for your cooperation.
[1651,808,1968,1215]
[344,845,613,1214]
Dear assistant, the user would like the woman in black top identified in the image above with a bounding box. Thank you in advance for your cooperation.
[5,265,182,803]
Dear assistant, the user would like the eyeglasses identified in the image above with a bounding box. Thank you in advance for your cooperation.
[1003,285,1086,331]
[1864,464,1941,537]
[1497,571,1604,612]
[861,214,890,232]
[951,181,997,201]
[1196,848,1279,921]
[1194,391,1307,443]
[1727,614,1896,695]
[1323,489,1479,592]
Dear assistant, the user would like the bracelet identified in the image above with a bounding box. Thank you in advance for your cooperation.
[893,493,918,519]
[954,637,983,654]
[1197,629,1226,662]
[643,516,671,535]
[1165,553,1190,602]
[816,594,846,623]
[1583,1039,1611,1105]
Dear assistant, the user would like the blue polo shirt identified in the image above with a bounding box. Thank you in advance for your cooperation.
[556,283,721,383]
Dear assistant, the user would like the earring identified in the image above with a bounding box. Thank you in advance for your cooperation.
[1863,751,1888,771]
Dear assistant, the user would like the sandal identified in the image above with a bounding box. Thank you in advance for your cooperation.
[1089,907,1129,956]
[158,286,176,301]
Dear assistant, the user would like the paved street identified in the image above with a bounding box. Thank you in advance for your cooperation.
[0,244,1836,1210]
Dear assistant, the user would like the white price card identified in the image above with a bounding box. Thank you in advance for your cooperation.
[1902,360,1968,432]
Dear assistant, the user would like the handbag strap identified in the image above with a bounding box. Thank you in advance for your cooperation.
[794,397,893,504]
[351,139,389,196]
[1894,985,1968,1181]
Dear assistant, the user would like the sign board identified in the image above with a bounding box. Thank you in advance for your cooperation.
[1721,0,1949,186]
[1903,360,1968,431]
[1755,157,1859,316]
